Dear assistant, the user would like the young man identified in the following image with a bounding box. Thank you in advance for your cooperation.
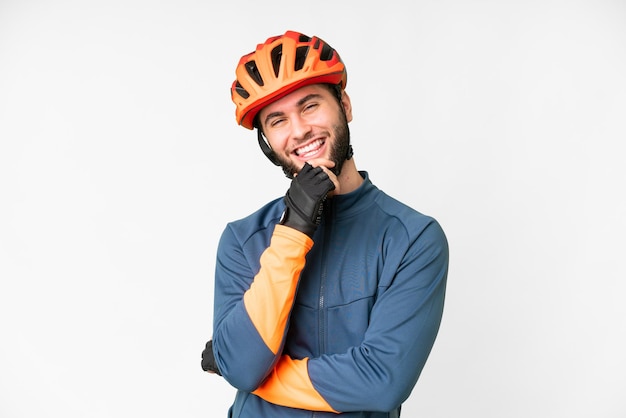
[201,30,449,417]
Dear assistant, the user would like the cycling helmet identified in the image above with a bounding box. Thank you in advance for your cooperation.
[231,30,347,130]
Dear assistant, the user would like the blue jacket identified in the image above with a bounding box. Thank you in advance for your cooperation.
[212,172,448,417]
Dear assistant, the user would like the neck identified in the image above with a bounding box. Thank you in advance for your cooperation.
[335,158,363,195]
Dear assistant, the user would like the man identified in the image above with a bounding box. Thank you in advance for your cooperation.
[201,30,449,417]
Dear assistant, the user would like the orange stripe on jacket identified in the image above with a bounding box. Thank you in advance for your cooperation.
[253,355,338,413]
[243,225,313,354]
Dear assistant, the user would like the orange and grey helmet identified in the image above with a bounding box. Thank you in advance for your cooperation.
[231,30,347,130]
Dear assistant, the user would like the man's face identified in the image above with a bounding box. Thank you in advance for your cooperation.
[258,84,352,177]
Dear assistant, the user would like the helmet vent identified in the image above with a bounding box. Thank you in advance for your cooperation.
[319,43,334,61]
[294,46,309,71]
[270,45,282,78]
[298,34,311,43]
[245,61,264,86]
[234,81,250,99]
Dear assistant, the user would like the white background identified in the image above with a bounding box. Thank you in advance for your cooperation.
[1,0,625,417]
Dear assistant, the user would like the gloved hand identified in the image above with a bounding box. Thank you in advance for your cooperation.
[201,340,221,375]
[281,163,335,237]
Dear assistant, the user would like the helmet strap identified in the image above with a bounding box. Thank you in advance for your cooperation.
[346,144,354,160]
[257,129,281,167]
[258,128,295,178]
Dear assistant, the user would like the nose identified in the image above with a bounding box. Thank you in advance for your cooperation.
[290,115,312,142]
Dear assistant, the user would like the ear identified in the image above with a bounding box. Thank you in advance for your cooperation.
[340,90,353,122]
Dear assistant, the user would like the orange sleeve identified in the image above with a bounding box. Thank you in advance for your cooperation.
[253,355,338,413]
[243,225,313,355]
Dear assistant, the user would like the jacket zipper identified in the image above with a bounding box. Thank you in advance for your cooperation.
[318,199,334,357]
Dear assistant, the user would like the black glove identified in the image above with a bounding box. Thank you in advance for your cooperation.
[201,340,221,375]
[281,163,335,237]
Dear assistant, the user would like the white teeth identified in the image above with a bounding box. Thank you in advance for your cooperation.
[295,139,323,156]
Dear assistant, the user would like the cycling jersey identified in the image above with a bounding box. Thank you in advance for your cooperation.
[212,172,448,417]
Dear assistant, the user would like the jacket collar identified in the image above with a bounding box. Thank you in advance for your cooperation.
[326,171,377,220]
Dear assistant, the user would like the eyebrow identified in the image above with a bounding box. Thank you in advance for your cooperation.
[262,93,324,127]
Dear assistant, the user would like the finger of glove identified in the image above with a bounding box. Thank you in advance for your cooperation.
[201,345,212,371]
[313,169,336,193]
[201,340,221,375]
[299,162,337,190]
[295,165,335,197]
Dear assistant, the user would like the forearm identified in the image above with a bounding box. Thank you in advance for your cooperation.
[243,225,312,354]
[212,225,312,390]
[252,356,338,413]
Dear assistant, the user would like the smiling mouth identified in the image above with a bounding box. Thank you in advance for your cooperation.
[294,139,325,158]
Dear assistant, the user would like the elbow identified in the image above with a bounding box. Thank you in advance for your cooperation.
[212,324,279,392]
[371,389,409,412]
[334,383,408,412]
[213,344,275,392]
[352,363,417,412]
[224,373,264,393]
[327,367,413,412]
[354,377,410,412]
[216,357,269,392]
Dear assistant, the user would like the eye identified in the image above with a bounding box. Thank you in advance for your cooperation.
[303,102,318,113]
[269,117,286,128]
